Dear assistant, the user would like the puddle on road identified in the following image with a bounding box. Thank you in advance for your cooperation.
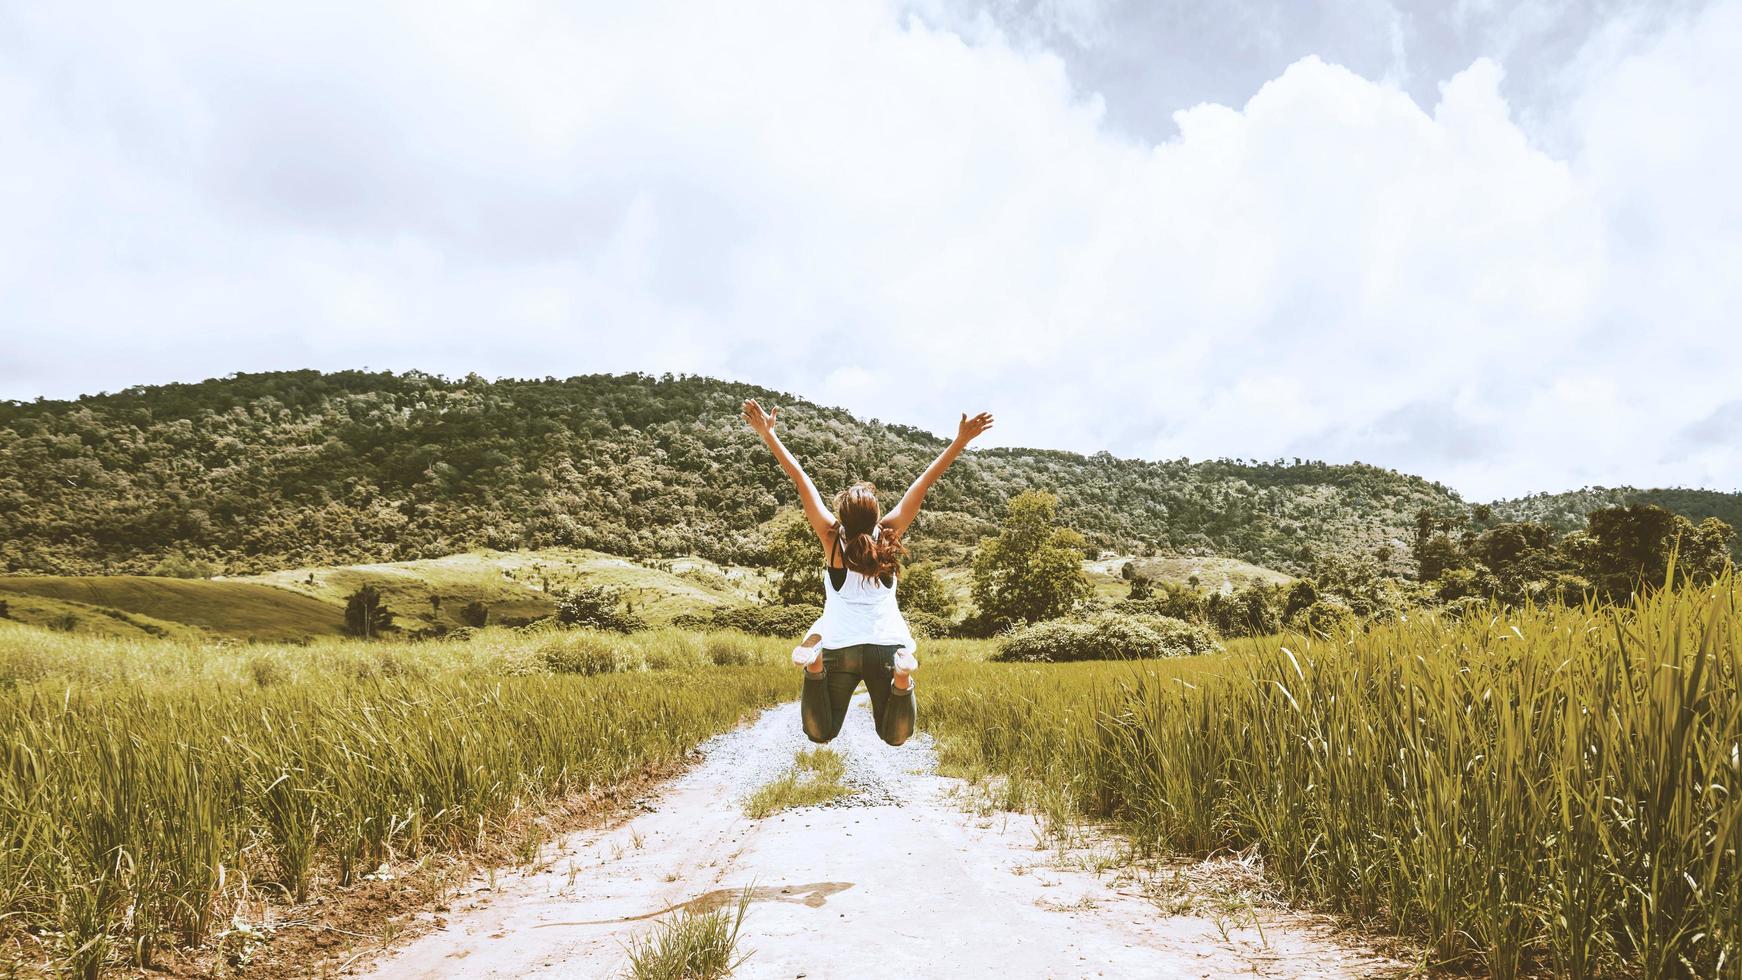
[536,881,854,927]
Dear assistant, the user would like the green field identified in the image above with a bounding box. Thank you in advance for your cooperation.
[0,576,346,641]
[924,583,1742,978]
[0,621,808,977]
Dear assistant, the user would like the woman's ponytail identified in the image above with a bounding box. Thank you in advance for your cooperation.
[832,482,906,582]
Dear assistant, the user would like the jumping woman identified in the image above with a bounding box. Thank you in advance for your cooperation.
[742,398,994,746]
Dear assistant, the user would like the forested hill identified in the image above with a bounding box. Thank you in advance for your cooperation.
[0,369,1723,577]
[1490,487,1742,539]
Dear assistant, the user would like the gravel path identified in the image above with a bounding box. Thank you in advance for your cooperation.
[358,693,1404,979]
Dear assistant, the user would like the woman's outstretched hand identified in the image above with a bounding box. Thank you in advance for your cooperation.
[742,398,779,437]
[956,411,994,445]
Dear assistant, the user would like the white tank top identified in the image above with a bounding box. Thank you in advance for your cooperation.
[806,524,916,652]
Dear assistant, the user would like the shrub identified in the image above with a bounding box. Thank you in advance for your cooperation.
[675,604,822,637]
[459,600,489,628]
[554,584,647,633]
[904,611,952,640]
[538,632,645,675]
[149,552,217,579]
[704,633,759,666]
[0,599,9,619]
[993,612,1217,663]
[1287,599,1357,638]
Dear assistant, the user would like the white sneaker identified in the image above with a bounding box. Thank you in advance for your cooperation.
[792,644,822,668]
[893,648,918,673]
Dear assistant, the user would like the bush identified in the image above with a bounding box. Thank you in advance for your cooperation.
[1118,580,1208,624]
[674,603,822,637]
[1287,599,1357,638]
[992,612,1218,663]
[538,632,645,675]
[904,610,952,640]
[555,584,647,633]
[704,633,759,666]
[149,552,217,579]
[0,599,9,619]
[459,600,490,628]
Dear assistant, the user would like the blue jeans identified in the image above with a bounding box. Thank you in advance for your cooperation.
[801,643,916,746]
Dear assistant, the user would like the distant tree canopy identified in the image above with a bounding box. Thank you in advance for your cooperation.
[0,369,1507,577]
[1,369,1733,579]
[970,490,1094,631]
[1411,502,1735,604]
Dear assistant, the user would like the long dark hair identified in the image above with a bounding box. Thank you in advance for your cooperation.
[831,481,904,580]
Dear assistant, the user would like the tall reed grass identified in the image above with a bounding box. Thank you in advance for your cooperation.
[924,580,1740,978]
[0,623,794,977]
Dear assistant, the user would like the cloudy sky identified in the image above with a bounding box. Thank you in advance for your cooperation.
[1,0,1737,500]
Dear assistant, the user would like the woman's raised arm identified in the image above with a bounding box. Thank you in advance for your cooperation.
[743,398,837,541]
[882,411,993,538]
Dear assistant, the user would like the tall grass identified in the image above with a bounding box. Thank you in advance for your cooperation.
[924,581,1740,978]
[0,622,794,977]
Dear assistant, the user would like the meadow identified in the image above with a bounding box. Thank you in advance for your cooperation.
[3,580,1737,978]
[0,624,799,977]
[922,580,1741,978]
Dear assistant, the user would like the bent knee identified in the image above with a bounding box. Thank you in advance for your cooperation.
[805,728,836,745]
[880,730,911,747]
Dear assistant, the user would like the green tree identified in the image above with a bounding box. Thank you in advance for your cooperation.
[1126,574,1154,600]
[767,509,824,607]
[897,562,954,620]
[970,490,1092,630]
[459,600,489,627]
[1582,503,1734,601]
[343,585,394,639]
[555,584,646,633]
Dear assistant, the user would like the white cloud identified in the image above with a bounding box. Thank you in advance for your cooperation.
[0,0,1738,499]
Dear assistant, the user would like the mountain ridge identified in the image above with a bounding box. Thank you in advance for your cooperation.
[2,368,1736,575]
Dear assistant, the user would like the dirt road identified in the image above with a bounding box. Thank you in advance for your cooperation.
[359,695,1403,979]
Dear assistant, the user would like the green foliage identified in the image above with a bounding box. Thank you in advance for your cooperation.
[672,603,822,637]
[1204,584,1284,638]
[970,490,1093,631]
[903,610,953,640]
[1118,580,1208,624]
[459,600,490,628]
[0,368,1503,577]
[1125,574,1154,600]
[1583,503,1734,601]
[896,562,954,620]
[1491,486,1742,559]
[1412,502,1735,607]
[927,579,1742,978]
[554,584,647,633]
[147,553,217,579]
[993,611,1218,663]
[766,508,822,606]
[342,585,393,639]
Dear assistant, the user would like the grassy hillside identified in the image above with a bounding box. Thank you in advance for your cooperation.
[0,576,345,642]
[0,549,776,641]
